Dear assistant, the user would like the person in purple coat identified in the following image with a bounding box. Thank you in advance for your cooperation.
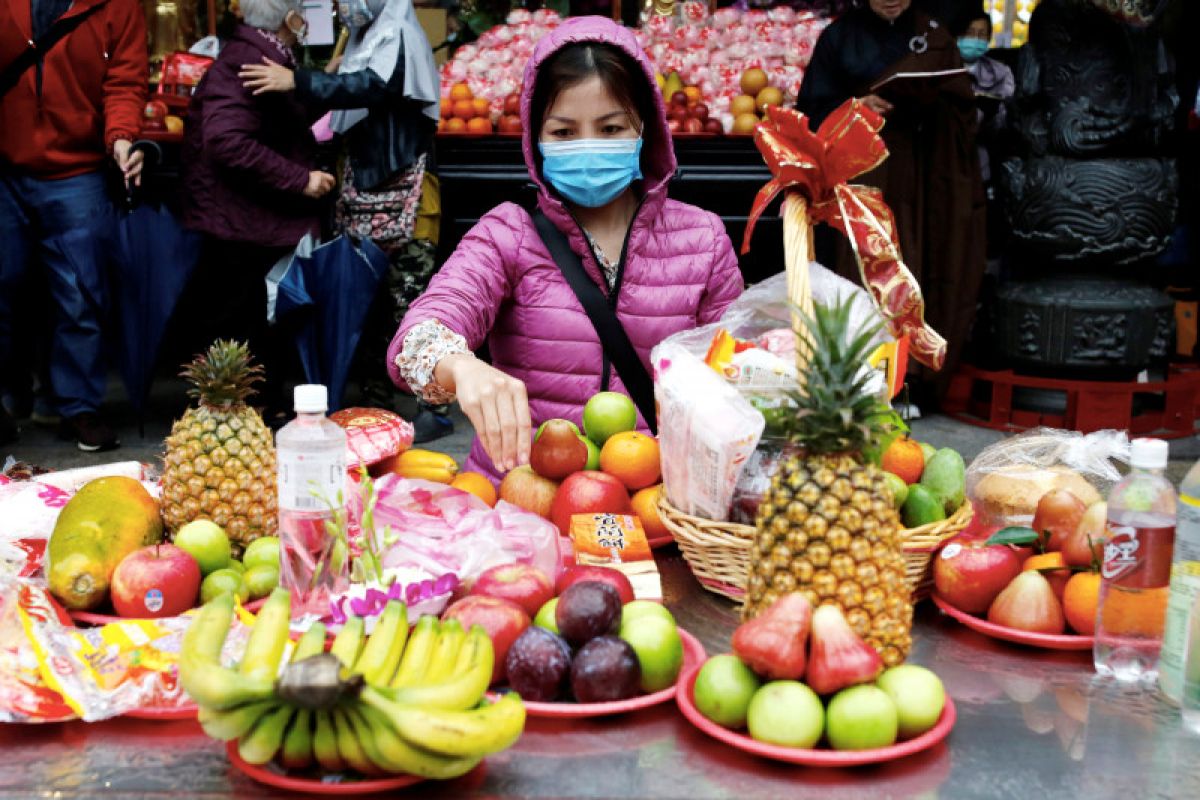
[387,16,744,483]
[181,0,334,421]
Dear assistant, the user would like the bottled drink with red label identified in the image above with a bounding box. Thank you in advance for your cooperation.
[1094,438,1176,683]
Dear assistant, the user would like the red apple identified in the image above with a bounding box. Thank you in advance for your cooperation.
[988,571,1065,634]
[692,103,709,122]
[549,471,631,536]
[668,104,689,123]
[111,544,201,618]
[933,536,1023,614]
[469,562,554,617]
[499,465,559,520]
[498,114,523,134]
[555,565,635,605]
[683,117,704,134]
[502,92,521,116]
[703,118,724,135]
[667,118,682,134]
[442,595,531,684]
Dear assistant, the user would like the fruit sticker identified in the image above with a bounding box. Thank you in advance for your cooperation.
[940,543,962,560]
[144,589,164,614]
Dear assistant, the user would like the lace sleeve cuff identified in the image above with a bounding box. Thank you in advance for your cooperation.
[395,320,469,405]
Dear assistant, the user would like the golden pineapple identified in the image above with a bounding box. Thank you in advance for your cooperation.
[161,340,278,554]
[743,299,913,666]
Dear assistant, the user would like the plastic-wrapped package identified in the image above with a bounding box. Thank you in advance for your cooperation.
[730,441,802,525]
[0,462,154,547]
[329,407,414,470]
[966,428,1130,527]
[0,581,75,722]
[652,346,765,522]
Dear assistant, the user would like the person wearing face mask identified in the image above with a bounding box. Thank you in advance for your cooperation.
[181,0,332,423]
[240,0,443,437]
[797,0,986,406]
[956,13,1013,185]
[384,16,744,482]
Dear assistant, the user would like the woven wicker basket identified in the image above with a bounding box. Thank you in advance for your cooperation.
[658,492,972,603]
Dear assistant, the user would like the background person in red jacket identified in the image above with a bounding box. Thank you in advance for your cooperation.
[0,0,147,450]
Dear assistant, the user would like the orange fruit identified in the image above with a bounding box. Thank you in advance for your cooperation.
[1062,571,1100,635]
[449,82,473,101]
[1023,551,1070,600]
[440,97,453,118]
[731,112,760,136]
[452,99,476,120]
[466,116,492,134]
[471,97,490,118]
[683,86,702,106]
[880,437,924,484]
[631,484,670,541]
[451,471,498,507]
[1097,583,1168,638]
[756,86,783,112]
[740,68,768,96]
[444,117,467,133]
[730,94,758,117]
[164,115,184,134]
[599,431,661,491]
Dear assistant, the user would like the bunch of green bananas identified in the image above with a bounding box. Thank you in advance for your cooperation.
[180,589,525,779]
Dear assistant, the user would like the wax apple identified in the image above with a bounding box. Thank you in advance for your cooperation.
[469,562,554,617]
[933,537,1023,614]
[987,571,1065,634]
[111,544,201,618]
[442,595,531,684]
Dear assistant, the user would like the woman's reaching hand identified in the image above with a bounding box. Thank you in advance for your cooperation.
[435,353,532,473]
[860,93,895,116]
[240,58,296,95]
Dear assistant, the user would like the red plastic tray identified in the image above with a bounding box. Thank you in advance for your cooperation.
[69,596,266,626]
[932,593,1094,650]
[494,627,705,719]
[124,703,198,721]
[226,741,426,794]
[675,664,957,766]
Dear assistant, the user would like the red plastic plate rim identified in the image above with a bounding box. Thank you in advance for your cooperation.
[931,593,1094,650]
[69,596,267,626]
[494,627,706,719]
[675,664,957,766]
[124,703,198,720]
[226,741,426,794]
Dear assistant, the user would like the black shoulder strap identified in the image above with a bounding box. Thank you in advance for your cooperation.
[532,210,657,434]
[0,6,105,100]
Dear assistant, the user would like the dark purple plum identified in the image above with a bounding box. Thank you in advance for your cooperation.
[569,635,641,703]
[556,581,622,647]
[505,626,572,702]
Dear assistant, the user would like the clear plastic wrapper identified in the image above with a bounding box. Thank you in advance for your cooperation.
[329,407,414,469]
[730,441,802,525]
[966,428,1130,527]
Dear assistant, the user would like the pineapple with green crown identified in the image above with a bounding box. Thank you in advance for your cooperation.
[161,340,278,555]
[743,297,913,666]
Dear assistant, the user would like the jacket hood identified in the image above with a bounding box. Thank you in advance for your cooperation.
[519,16,675,228]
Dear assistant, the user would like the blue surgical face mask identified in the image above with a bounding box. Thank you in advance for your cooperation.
[957,37,989,62]
[538,138,643,208]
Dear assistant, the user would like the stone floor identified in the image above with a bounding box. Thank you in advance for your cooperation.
[5,374,1199,484]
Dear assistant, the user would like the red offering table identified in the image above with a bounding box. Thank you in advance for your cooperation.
[2,553,1196,798]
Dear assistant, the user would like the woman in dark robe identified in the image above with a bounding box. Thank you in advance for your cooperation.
[797,0,986,404]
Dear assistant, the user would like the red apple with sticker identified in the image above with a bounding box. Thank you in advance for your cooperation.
[110,544,201,618]
[469,562,555,617]
[442,595,531,684]
[933,537,1023,614]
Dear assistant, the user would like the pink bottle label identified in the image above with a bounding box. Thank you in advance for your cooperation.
[1102,524,1175,588]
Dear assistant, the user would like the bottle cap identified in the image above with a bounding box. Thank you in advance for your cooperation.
[294,384,328,414]
[1130,438,1168,470]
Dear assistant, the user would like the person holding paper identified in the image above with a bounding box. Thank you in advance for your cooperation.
[797,0,986,404]
[957,12,1014,184]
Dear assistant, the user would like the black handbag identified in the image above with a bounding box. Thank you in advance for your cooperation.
[532,210,657,434]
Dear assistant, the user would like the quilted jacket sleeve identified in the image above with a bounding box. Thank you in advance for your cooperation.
[697,212,744,325]
[387,203,522,388]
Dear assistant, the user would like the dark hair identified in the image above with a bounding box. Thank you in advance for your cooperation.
[956,13,992,38]
[530,42,657,143]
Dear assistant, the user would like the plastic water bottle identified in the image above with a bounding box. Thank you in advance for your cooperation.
[1159,459,1200,705]
[276,385,348,616]
[1182,591,1200,733]
[1094,438,1176,683]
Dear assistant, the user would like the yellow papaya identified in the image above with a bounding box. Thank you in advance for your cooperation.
[46,476,163,610]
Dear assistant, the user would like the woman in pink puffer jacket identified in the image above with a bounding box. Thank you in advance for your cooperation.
[387,16,743,482]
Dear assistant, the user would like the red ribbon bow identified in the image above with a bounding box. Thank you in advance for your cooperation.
[741,100,946,371]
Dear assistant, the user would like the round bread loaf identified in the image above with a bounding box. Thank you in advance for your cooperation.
[972,465,1103,523]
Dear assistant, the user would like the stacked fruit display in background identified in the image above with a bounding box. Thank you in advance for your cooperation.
[658,72,722,135]
[448,562,684,703]
[161,340,278,555]
[181,589,525,778]
[934,488,1106,636]
[498,391,669,542]
[743,299,914,666]
[727,68,785,136]
[439,82,495,135]
[693,593,945,750]
[878,437,966,529]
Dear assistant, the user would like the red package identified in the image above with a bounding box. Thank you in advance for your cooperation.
[329,407,415,470]
[158,51,213,98]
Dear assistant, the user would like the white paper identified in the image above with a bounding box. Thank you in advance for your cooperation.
[303,0,336,47]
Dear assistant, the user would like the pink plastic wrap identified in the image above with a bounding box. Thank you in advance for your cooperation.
[329,407,414,469]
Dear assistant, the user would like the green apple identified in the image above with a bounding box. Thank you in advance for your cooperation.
[244,564,280,600]
[581,435,601,470]
[200,567,249,604]
[243,536,280,572]
[746,681,824,748]
[883,472,909,510]
[175,520,232,576]
[582,392,637,447]
[620,615,684,693]
[226,559,246,575]
[620,600,676,631]
[826,685,898,751]
[693,655,761,729]
[876,664,945,738]
[534,597,559,634]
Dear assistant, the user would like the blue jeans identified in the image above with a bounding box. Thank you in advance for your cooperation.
[0,171,111,418]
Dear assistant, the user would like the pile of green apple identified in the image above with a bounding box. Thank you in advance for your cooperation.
[693,593,946,751]
[175,520,281,605]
